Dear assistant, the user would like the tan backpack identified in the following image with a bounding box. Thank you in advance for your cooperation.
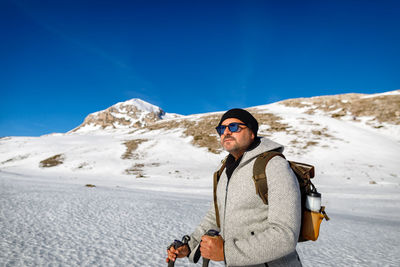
[213,151,329,242]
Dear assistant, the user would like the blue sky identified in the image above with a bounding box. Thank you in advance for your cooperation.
[1,0,399,136]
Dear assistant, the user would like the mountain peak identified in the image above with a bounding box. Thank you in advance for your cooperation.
[71,98,173,133]
[113,98,164,115]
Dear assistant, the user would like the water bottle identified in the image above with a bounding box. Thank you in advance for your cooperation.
[305,191,321,212]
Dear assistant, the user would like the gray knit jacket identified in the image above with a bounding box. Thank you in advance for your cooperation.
[188,137,302,267]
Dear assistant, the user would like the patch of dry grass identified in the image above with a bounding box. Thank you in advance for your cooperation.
[75,162,91,170]
[280,93,400,125]
[145,109,328,152]
[351,95,400,124]
[311,128,333,138]
[303,141,319,148]
[125,163,146,178]
[144,110,307,153]
[1,154,29,165]
[145,114,223,153]
[122,139,148,159]
[39,154,65,168]
[124,162,160,177]
[69,91,398,157]
[184,115,222,153]
[248,109,290,134]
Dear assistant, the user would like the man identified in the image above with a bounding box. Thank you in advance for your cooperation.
[167,108,302,266]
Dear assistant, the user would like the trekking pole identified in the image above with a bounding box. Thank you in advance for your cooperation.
[167,235,190,267]
[202,229,220,267]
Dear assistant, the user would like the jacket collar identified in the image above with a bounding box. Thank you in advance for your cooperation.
[238,137,284,167]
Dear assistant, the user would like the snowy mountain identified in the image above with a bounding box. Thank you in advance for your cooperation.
[2,90,398,183]
[71,98,181,132]
[1,89,399,190]
[1,90,400,266]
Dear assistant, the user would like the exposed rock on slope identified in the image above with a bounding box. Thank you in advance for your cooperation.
[71,99,171,132]
[1,90,399,183]
[144,111,308,153]
[67,90,399,156]
[144,114,223,153]
[280,90,400,125]
[39,154,65,168]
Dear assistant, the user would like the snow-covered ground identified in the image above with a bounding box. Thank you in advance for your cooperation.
[1,100,400,266]
[1,170,399,266]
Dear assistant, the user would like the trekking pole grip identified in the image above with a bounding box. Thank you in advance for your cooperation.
[202,230,220,267]
[167,241,179,267]
[167,235,190,267]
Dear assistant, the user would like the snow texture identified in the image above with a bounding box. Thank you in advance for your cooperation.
[1,96,400,266]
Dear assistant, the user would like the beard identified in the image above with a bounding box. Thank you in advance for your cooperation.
[222,136,239,153]
[221,133,254,157]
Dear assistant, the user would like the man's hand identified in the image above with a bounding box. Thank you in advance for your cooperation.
[166,244,190,263]
[200,235,225,261]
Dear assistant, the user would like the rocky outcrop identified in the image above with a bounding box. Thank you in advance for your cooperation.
[71,99,167,132]
[280,90,400,125]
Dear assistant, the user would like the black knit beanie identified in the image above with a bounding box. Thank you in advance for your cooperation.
[218,108,258,136]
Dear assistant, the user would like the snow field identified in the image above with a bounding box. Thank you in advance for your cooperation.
[1,172,400,266]
[1,99,400,266]
[0,174,225,266]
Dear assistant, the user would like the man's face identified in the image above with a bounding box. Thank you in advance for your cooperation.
[219,118,255,157]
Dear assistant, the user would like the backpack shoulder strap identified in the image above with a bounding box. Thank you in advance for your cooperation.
[253,151,285,205]
[213,156,228,228]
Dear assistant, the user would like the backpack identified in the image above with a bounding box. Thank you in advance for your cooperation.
[213,151,330,242]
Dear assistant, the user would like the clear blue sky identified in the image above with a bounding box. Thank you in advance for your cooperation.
[1,0,399,136]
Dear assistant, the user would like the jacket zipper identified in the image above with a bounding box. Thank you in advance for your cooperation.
[222,152,248,237]
[223,177,229,235]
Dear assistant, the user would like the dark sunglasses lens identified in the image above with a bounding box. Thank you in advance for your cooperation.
[216,125,226,135]
[216,123,245,135]
[228,123,240,132]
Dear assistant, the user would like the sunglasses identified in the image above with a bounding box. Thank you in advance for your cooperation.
[215,123,247,136]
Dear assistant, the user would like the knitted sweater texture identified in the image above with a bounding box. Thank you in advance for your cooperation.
[188,137,302,267]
